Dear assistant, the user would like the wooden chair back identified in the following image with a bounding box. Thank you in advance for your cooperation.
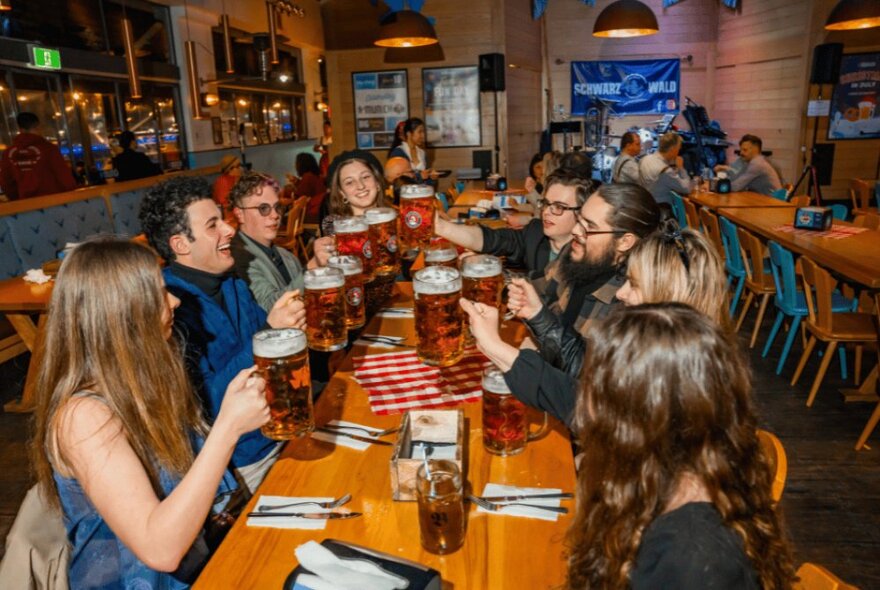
[793,563,859,590]
[736,227,769,283]
[699,208,725,262]
[849,178,871,211]
[789,195,811,207]
[800,256,837,332]
[683,199,700,230]
[277,196,308,251]
[853,213,880,230]
[756,429,787,502]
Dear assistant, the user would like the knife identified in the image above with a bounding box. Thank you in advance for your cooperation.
[479,492,574,502]
[411,440,457,447]
[247,511,363,519]
[315,427,394,446]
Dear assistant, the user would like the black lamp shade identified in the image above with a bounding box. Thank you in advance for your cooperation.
[593,0,659,38]
[825,0,880,30]
[375,10,439,48]
[384,43,446,64]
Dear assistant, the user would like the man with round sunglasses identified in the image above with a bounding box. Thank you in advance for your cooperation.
[434,168,593,279]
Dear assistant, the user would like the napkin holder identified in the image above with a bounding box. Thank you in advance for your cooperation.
[284,539,441,590]
[390,409,464,501]
[794,207,832,231]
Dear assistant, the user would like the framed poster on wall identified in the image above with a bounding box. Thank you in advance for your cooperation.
[422,66,481,148]
[828,52,880,140]
[352,69,409,150]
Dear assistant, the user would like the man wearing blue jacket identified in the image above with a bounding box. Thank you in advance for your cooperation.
[140,175,306,492]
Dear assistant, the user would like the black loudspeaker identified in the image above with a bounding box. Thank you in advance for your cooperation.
[472,150,492,178]
[479,53,505,92]
[812,143,835,186]
[810,43,843,85]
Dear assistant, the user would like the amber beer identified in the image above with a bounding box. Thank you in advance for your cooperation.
[399,184,436,258]
[413,266,464,367]
[424,244,459,268]
[364,207,400,277]
[327,255,365,329]
[482,366,548,456]
[252,328,314,440]
[461,255,504,345]
[333,216,374,279]
[304,267,347,351]
[416,460,465,555]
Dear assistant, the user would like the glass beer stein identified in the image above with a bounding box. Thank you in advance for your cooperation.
[252,328,314,440]
[364,207,400,277]
[413,266,464,367]
[461,255,504,345]
[327,255,366,330]
[303,267,347,352]
[424,244,459,268]
[333,216,374,280]
[481,366,548,456]
[416,460,465,555]
[398,184,436,258]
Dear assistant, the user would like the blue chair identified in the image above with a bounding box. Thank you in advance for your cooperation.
[669,192,689,229]
[719,217,747,317]
[828,203,848,221]
[770,188,789,201]
[435,192,450,212]
[763,241,854,375]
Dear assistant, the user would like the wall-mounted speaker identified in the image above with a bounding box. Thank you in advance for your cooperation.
[478,53,505,92]
[810,43,843,85]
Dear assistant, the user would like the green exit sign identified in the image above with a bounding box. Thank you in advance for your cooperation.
[31,46,61,70]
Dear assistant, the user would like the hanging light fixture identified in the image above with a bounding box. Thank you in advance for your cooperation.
[592,0,659,38]
[121,18,142,99]
[266,1,280,65]
[220,14,235,74]
[825,0,880,30]
[185,41,206,119]
[374,10,438,48]
[384,42,445,64]
[0,0,12,12]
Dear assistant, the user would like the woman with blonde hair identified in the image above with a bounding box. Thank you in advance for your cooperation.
[33,239,269,587]
[567,303,795,588]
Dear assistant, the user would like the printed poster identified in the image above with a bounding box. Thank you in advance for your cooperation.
[828,52,880,140]
[422,66,481,147]
[352,70,409,150]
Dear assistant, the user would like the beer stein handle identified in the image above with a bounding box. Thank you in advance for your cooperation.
[527,411,549,442]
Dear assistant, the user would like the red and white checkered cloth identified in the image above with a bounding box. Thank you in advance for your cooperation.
[772,224,869,240]
[353,349,488,415]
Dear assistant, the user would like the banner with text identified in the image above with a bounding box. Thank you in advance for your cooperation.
[571,59,680,116]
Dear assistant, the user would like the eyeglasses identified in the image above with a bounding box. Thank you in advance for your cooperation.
[538,199,580,216]
[575,215,628,236]
[237,203,285,217]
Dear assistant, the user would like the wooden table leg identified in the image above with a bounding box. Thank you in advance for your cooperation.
[841,365,879,403]
[4,314,46,413]
[5,313,38,351]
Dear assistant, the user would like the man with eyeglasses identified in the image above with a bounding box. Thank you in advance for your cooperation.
[434,168,593,279]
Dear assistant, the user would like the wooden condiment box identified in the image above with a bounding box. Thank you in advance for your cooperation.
[390,409,465,501]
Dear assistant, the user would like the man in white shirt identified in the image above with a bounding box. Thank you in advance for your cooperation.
[715,134,783,196]
[612,131,641,185]
[638,132,690,206]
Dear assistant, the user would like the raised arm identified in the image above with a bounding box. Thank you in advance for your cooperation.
[434,212,485,252]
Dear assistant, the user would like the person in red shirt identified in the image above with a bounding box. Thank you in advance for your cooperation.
[212,154,242,212]
[0,112,77,200]
[287,152,326,224]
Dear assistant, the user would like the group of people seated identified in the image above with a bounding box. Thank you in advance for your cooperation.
[28,131,798,587]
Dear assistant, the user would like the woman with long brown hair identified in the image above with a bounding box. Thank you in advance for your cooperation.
[32,238,269,588]
[567,303,795,589]
[318,149,387,235]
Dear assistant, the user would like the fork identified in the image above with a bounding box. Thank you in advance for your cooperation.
[468,494,568,515]
[257,493,352,513]
[321,424,400,437]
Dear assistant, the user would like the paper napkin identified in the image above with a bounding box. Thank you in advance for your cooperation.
[476,483,564,522]
[247,496,335,530]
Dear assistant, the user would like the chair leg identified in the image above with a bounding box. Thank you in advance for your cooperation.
[807,341,838,407]
[729,276,746,317]
[763,311,784,358]
[792,335,817,386]
[856,401,880,450]
[749,294,771,348]
[838,345,848,381]
[776,315,802,375]
[855,346,863,386]
[735,292,755,333]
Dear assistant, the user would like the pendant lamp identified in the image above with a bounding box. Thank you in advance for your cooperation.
[593,0,659,38]
[122,18,142,99]
[0,0,11,11]
[374,10,438,48]
[825,0,880,30]
[384,42,445,64]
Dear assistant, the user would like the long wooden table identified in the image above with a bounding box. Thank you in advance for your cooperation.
[690,191,796,210]
[717,207,880,289]
[0,276,52,412]
[195,283,576,589]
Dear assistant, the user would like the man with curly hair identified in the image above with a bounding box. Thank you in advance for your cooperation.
[139,175,305,492]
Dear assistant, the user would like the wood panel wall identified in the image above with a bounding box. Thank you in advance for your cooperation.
[504,0,543,180]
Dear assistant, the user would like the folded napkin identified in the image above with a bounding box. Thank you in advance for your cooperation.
[476,483,563,522]
[412,441,457,460]
[23,269,51,284]
[247,496,335,530]
[293,541,408,590]
[375,308,415,318]
[310,420,379,451]
[410,410,457,443]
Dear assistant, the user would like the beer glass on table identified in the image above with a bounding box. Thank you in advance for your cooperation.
[365,207,400,277]
[461,254,503,345]
[416,460,465,555]
[481,366,548,456]
[399,184,436,258]
[252,328,314,440]
[304,267,347,352]
[413,266,464,367]
[327,255,365,330]
[333,216,374,280]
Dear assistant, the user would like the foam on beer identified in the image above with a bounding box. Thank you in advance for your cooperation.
[413,266,462,295]
[253,328,307,358]
[333,216,369,233]
[424,247,457,263]
[400,184,434,199]
[461,255,502,278]
[482,365,511,395]
[327,255,362,276]
[304,266,345,290]
[364,207,397,224]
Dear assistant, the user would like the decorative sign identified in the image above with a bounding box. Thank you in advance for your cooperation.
[571,59,680,116]
[30,46,61,70]
[352,70,409,150]
[422,66,481,148]
[807,100,831,117]
[828,52,880,140]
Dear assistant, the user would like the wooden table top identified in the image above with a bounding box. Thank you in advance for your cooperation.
[0,276,52,312]
[718,207,880,288]
[690,191,796,210]
[195,283,576,589]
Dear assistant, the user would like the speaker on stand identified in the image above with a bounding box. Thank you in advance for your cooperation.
[479,53,505,174]
[805,43,843,203]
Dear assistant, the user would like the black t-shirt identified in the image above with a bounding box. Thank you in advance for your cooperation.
[630,502,759,590]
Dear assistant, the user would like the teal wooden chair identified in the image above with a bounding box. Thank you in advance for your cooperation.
[669,191,689,228]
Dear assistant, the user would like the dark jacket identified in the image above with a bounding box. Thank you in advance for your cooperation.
[113,149,161,182]
[504,349,578,427]
[0,132,76,199]
[479,218,551,279]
